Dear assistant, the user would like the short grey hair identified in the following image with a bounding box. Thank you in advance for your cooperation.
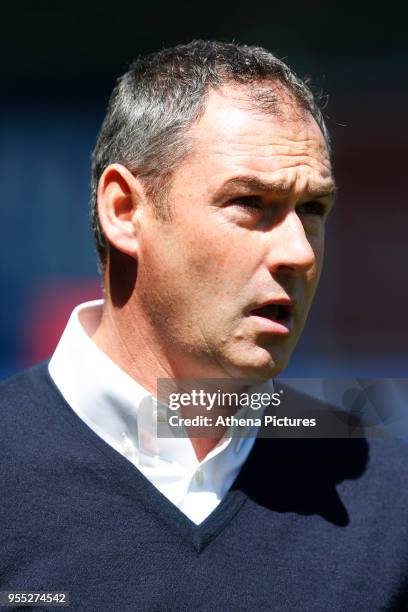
[90,40,330,271]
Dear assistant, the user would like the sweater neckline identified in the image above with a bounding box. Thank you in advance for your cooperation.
[33,363,250,552]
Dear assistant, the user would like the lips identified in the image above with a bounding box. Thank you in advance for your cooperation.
[249,300,294,335]
[251,303,292,324]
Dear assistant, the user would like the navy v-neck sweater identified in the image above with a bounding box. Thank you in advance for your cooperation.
[0,363,407,611]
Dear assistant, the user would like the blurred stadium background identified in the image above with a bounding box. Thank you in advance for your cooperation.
[1,1,407,380]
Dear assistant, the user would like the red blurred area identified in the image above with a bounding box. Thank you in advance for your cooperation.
[20,278,102,367]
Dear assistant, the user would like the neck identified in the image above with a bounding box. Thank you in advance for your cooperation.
[90,299,232,461]
[91,298,172,394]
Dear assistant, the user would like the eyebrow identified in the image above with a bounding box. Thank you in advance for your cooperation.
[215,175,337,201]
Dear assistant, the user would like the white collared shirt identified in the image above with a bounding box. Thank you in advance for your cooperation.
[49,300,268,524]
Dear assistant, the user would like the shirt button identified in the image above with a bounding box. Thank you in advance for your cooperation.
[121,433,134,456]
[194,469,204,487]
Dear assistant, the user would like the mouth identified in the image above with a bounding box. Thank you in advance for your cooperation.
[249,302,294,335]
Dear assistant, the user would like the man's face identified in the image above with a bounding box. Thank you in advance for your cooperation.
[135,86,335,380]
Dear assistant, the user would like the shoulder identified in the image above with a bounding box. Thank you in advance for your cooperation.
[244,381,408,505]
[365,436,408,488]
[275,380,408,477]
[0,361,56,438]
[0,361,50,404]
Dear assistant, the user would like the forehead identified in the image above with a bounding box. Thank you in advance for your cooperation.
[185,84,332,191]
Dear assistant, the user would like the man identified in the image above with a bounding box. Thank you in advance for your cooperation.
[0,41,407,611]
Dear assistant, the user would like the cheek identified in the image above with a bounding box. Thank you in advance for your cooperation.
[183,229,234,278]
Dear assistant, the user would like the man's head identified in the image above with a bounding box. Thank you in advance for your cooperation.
[91,40,331,269]
[91,40,335,381]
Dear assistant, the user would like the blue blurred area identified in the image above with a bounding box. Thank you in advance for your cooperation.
[0,106,101,377]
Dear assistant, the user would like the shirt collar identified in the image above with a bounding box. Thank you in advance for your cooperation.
[49,299,199,468]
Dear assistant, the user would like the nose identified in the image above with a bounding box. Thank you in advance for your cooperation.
[265,211,318,275]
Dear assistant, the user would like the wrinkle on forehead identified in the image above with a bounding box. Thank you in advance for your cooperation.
[215,152,332,182]
[197,132,332,190]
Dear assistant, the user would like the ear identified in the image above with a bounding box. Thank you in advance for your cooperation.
[97,163,145,259]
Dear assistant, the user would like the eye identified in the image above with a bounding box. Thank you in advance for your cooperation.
[230,196,262,210]
[297,200,326,216]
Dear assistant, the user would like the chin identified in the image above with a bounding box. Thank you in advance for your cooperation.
[227,348,290,381]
